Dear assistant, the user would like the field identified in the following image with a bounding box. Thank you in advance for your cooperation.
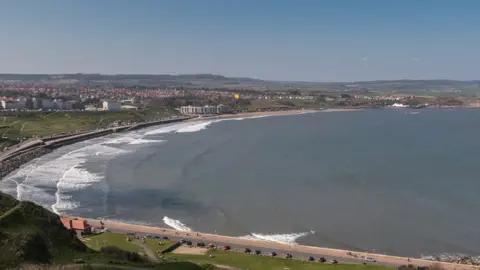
[83,233,142,253]
[170,250,388,270]
[144,238,174,257]
[0,106,178,140]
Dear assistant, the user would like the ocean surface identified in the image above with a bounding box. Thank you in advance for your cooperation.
[2,109,480,258]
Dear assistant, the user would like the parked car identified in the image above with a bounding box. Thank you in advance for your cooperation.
[319,257,327,263]
[197,242,206,247]
[186,240,193,246]
[162,236,169,240]
[308,256,315,261]
[254,250,261,255]
[223,245,231,251]
[285,253,293,259]
[362,256,376,262]
[244,248,252,253]
[270,251,277,257]
[180,239,187,244]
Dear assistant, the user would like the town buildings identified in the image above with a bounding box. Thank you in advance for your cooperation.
[180,104,232,115]
[102,100,122,111]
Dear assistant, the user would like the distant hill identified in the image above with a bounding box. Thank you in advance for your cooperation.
[0,73,479,93]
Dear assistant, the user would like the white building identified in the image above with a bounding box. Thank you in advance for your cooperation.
[52,99,64,110]
[1,99,27,110]
[180,104,232,115]
[103,100,121,111]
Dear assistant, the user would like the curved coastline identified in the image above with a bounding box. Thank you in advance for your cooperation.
[0,109,322,179]
[9,108,474,268]
[0,117,194,179]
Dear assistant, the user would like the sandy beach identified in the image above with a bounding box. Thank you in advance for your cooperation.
[73,217,478,270]
[189,109,318,121]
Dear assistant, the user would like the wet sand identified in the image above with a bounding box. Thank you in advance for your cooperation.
[189,109,319,121]
[75,217,478,270]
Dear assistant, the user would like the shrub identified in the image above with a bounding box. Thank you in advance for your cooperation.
[99,246,145,263]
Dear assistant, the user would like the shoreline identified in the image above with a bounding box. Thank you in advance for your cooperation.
[72,216,478,270]
[190,108,322,121]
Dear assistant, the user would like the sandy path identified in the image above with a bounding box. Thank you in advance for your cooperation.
[73,217,478,270]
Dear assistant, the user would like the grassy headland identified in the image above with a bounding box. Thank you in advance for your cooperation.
[0,106,177,141]
[0,192,205,269]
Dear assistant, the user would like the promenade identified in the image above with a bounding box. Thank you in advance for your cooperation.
[77,217,478,270]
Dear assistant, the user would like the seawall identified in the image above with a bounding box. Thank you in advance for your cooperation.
[0,117,193,179]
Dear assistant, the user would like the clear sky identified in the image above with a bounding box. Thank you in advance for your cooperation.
[1,0,479,81]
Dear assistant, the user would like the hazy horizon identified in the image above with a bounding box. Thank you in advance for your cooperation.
[1,0,480,81]
[1,72,479,84]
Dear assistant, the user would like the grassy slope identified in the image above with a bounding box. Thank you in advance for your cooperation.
[0,106,177,139]
[172,250,389,270]
[0,193,204,270]
[0,192,89,268]
[83,232,143,253]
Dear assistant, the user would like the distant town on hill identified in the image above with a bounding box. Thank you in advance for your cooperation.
[0,73,479,94]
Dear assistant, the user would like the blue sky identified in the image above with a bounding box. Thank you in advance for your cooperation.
[1,0,479,81]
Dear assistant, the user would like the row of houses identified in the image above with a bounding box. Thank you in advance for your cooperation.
[179,104,232,115]
[0,97,80,111]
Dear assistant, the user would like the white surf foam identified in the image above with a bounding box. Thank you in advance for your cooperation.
[1,138,129,215]
[144,122,198,135]
[176,121,215,133]
[129,139,165,145]
[240,232,311,245]
[163,216,192,231]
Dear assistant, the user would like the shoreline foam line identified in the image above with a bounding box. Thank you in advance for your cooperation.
[69,216,478,270]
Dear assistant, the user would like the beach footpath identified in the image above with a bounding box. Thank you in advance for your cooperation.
[75,217,478,270]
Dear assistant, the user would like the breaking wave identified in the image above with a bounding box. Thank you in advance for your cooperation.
[163,216,192,231]
[176,121,214,133]
[240,232,311,245]
[0,138,129,216]
[129,139,165,145]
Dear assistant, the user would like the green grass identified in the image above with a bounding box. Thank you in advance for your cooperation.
[171,250,389,270]
[83,233,142,253]
[0,106,178,139]
[144,239,173,256]
[0,193,90,268]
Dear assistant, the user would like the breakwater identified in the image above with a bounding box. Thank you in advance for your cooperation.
[0,117,192,179]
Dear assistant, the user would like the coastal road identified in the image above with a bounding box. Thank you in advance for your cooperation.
[80,218,418,268]
[76,217,478,270]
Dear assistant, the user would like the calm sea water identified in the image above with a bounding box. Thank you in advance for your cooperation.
[2,109,480,257]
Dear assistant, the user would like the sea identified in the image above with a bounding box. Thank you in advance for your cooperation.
[1,108,480,259]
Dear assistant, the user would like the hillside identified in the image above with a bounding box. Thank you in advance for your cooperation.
[0,192,205,270]
[1,73,479,93]
[0,192,89,268]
